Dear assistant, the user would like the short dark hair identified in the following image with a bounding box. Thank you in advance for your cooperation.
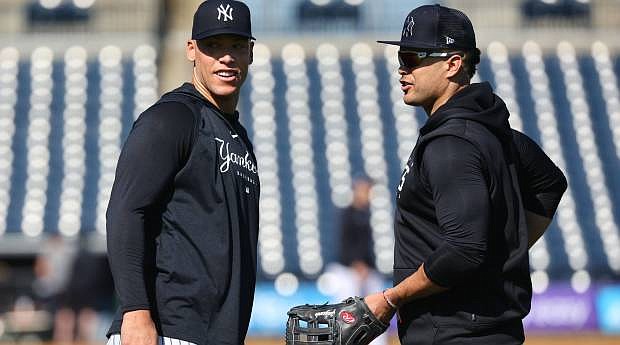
[462,48,481,80]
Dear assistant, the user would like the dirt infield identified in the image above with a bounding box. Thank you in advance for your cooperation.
[522,333,620,345]
[246,333,620,345]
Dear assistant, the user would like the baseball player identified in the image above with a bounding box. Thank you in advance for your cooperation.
[362,4,567,345]
[105,1,259,345]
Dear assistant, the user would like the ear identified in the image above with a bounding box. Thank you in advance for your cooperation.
[249,41,254,65]
[445,54,463,78]
[186,40,196,63]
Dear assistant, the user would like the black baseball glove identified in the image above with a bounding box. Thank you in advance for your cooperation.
[286,296,389,345]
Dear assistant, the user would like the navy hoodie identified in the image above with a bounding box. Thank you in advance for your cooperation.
[106,83,260,345]
[394,82,565,344]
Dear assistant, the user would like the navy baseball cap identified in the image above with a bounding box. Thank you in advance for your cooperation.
[378,4,476,51]
[192,0,255,40]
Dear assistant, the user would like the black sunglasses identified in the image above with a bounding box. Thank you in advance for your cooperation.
[398,50,464,68]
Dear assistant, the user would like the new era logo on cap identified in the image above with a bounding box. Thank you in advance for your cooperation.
[192,0,255,40]
[378,4,476,51]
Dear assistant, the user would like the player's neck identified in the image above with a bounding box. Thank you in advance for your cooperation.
[428,83,467,116]
[191,74,239,116]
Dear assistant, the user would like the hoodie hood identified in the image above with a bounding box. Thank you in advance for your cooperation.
[420,82,512,143]
[169,82,240,121]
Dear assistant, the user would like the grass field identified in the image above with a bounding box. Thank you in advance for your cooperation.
[246,333,620,344]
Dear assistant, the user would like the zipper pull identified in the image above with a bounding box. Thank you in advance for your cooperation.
[471,314,477,322]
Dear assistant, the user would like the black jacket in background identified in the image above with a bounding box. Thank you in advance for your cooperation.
[338,206,375,268]
[106,83,260,345]
[394,82,566,344]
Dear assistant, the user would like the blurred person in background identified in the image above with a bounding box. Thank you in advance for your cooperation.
[31,234,76,337]
[32,235,75,312]
[362,4,567,345]
[338,176,380,297]
[54,235,114,342]
[105,1,259,345]
[330,176,388,345]
[0,237,71,342]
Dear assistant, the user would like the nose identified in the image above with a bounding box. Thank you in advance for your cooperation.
[398,66,411,75]
[219,52,236,64]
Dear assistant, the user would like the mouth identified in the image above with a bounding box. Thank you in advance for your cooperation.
[400,80,414,93]
[215,69,240,82]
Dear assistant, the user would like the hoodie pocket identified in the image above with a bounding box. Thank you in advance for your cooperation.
[431,310,501,331]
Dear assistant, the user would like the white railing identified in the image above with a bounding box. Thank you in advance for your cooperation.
[558,41,620,275]
[488,41,523,131]
[351,43,393,274]
[21,46,54,237]
[282,43,323,276]
[0,47,19,235]
[58,46,88,236]
[95,45,124,234]
[250,43,286,277]
[316,43,353,208]
[523,40,587,292]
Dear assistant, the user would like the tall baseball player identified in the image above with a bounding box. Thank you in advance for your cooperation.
[361,4,567,345]
[105,1,259,345]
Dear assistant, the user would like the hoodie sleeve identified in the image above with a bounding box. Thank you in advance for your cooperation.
[512,130,567,218]
[420,136,489,288]
[106,101,196,313]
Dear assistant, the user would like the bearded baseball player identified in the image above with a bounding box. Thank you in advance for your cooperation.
[359,4,568,345]
[105,1,259,345]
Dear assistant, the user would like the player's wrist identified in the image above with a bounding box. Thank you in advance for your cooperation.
[123,309,154,326]
[382,288,399,309]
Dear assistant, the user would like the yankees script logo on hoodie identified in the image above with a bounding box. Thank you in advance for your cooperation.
[215,137,258,187]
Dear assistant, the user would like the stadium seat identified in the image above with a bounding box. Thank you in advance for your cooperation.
[1,40,620,289]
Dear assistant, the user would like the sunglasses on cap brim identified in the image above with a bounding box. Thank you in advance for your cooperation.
[398,50,464,68]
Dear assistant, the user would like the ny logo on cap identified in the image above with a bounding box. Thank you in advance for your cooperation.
[402,16,415,38]
[217,3,233,22]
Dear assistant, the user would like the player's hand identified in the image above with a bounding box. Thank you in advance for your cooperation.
[121,310,158,345]
[364,292,396,324]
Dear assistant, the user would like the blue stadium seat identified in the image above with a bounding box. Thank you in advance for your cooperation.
[305,57,336,266]
[579,55,620,221]
[509,54,571,279]
[42,60,65,234]
[374,57,401,198]
[5,61,30,234]
[545,54,612,278]
[271,57,299,275]
[80,59,101,234]
[1,42,620,287]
